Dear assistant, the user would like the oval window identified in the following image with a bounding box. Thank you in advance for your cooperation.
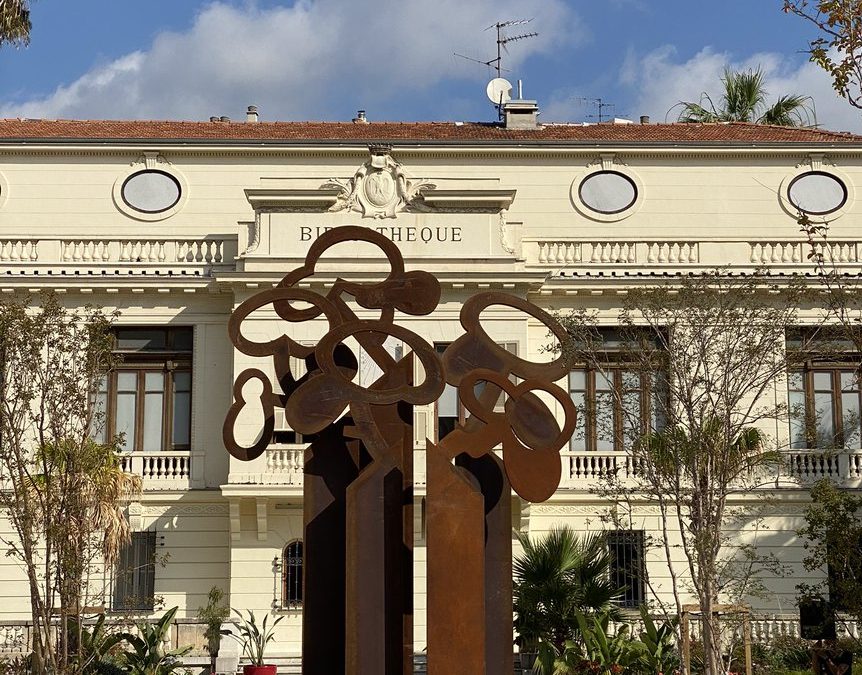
[788,171,847,216]
[578,171,638,214]
[121,170,181,213]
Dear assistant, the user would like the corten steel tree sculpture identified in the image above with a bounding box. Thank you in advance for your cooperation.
[223,226,576,675]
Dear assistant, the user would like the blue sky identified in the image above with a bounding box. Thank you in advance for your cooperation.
[1,0,861,132]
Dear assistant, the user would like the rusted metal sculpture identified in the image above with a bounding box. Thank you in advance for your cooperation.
[223,226,576,675]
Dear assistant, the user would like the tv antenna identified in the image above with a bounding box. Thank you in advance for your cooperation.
[577,97,618,123]
[454,18,538,78]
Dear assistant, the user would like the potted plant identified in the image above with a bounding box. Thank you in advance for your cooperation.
[231,608,284,675]
[198,586,230,674]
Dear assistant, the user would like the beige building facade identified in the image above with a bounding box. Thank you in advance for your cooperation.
[0,115,861,660]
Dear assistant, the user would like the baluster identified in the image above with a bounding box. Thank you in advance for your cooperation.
[573,243,582,263]
[157,241,166,263]
[1,241,10,261]
[564,243,575,265]
[590,243,600,264]
[214,240,224,263]
[600,243,610,263]
[537,243,548,264]
[647,243,657,264]
[750,243,760,264]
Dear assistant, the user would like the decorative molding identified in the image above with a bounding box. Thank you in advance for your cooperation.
[532,505,609,516]
[256,497,268,542]
[322,146,436,219]
[499,210,515,255]
[244,148,515,217]
[230,501,241,541]
[587,153,628,170]
[796,153,835,171]
[128,501,143,531]
[245,217,261,255]
[143,503,229,517]
[138,151,170,170]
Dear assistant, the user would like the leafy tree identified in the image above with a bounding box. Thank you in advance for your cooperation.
[557,271,808,675]
[513,526,623,655]
[782,0,862,111]
[675,67,816,126]
[797,479,862,630]
[0,0,31,47]
[0,293,140,673]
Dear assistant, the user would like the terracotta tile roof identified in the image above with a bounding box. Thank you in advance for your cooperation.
[0,118,860,145]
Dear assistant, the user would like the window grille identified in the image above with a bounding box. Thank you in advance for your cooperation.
[607,530,645,609]
[283,540,303,608]
[113,530,156,611]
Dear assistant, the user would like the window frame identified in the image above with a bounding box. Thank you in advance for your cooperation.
[789,360,862,450]
[568,365,660,452]
[282,540,303,609]
[102,327,193,453]
[433,341,517,442]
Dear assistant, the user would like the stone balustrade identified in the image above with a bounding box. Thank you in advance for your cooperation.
[534,241,699,266]
[237,447,862,491]
[119,451,193,490]
[786,450,862,483]
[526,238,862,270]
[0,236,237,272]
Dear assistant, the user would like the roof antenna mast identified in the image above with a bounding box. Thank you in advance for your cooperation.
[454,18,538,120]
[488,18,538,78]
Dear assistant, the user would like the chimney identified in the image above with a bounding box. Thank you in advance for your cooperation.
[640,115,650,125]
[353,110,368,124]
[246,105,259,123]
[503,99,539,130]
[219,116,230,123]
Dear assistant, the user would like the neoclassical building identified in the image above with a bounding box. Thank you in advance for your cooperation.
[0,108,860,664]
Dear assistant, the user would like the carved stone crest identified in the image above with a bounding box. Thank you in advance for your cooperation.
[323,145,436,218]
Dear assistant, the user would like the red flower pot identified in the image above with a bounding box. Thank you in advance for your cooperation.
[243,666,277,675]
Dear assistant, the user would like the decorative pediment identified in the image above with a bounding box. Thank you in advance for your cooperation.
[321,145,436,219]
[244,146,516,215]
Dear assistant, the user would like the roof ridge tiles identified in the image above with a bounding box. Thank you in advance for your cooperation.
[0,118,860,143]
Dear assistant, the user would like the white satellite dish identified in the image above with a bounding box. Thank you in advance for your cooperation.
[486,78,513,105]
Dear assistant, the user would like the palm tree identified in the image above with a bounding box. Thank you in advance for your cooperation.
[0,0,32,46]
[513,526,624,655]
[675,67,816,126]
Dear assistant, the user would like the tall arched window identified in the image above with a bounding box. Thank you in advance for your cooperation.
[282,540,303,608]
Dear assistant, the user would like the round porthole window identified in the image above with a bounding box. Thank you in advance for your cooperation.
[788,171,847,216]
[578,171,638,215]
[121,170,182,214]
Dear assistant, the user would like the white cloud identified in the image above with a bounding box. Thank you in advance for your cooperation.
[616,45,862,133]
[0,0,581,121]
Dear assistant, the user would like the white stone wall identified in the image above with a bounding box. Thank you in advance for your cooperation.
[0,139,859,656]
